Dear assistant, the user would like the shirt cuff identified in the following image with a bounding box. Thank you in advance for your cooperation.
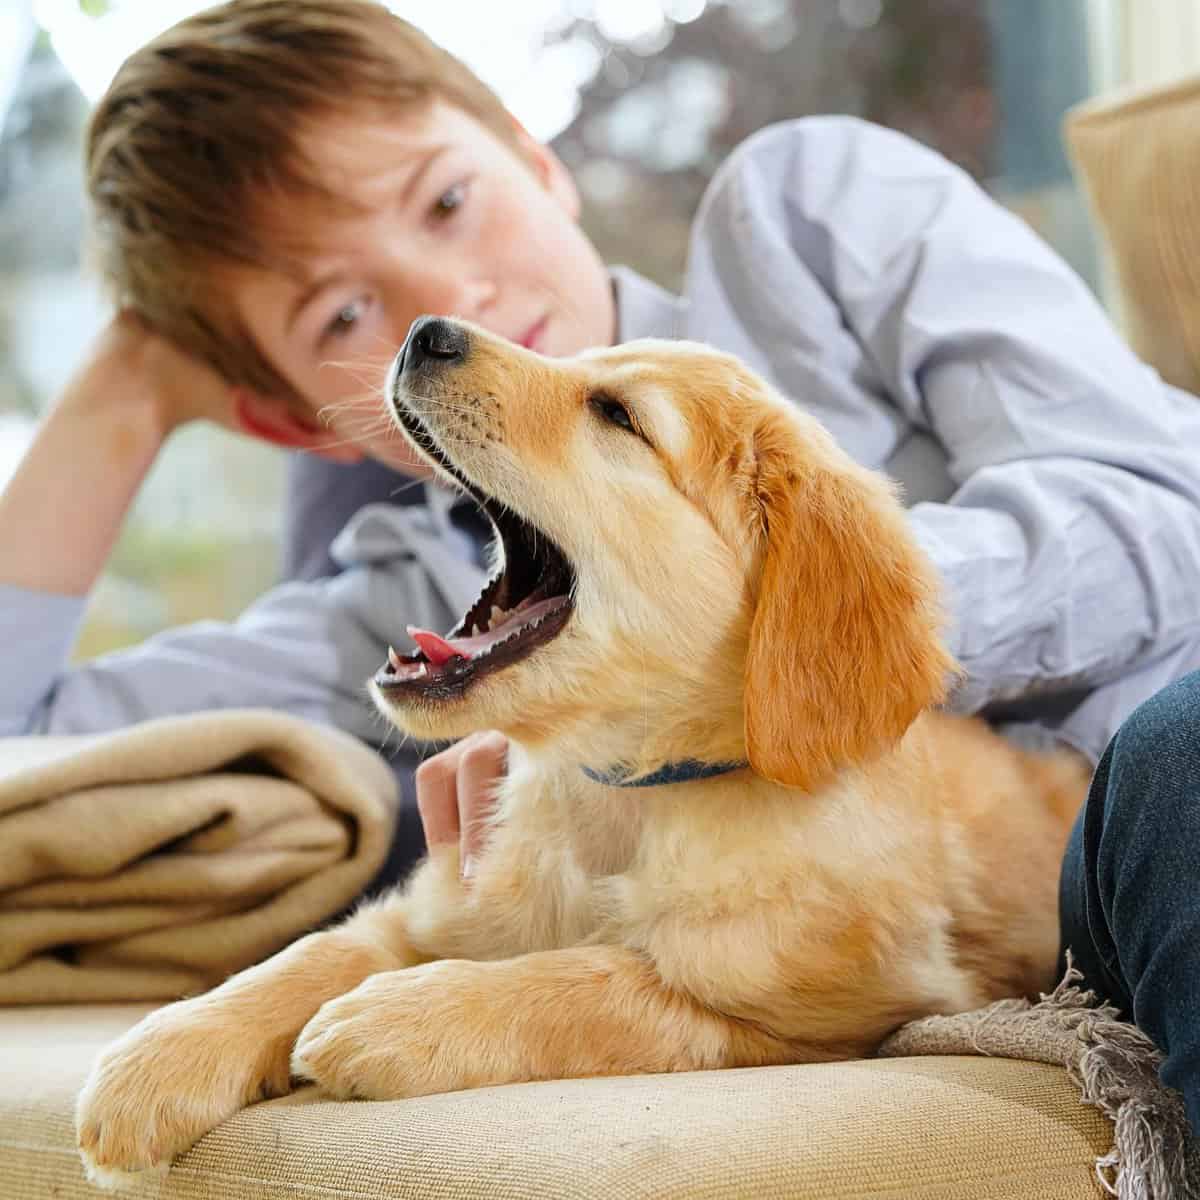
[0,583,88,734]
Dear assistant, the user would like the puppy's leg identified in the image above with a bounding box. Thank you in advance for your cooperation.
[291,943,792,1100]
[76,892,421,1188]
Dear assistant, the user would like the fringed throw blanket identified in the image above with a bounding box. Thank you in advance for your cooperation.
[880,962,1200,1199]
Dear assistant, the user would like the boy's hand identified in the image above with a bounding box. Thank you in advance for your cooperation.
[415,732,508,880]
[84,310,242,435]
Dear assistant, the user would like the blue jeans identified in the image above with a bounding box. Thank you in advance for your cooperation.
[1059,670,1200,1133]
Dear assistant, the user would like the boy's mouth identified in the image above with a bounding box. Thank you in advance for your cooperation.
[516,315,548,352]
[375,397,575,702]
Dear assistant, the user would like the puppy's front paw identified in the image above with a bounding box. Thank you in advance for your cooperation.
[292,962,487,1101]
[76,1000,291,1187]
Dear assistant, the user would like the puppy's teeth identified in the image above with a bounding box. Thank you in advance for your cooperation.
[387,645,402,670]
[490,605,508,628]
[417,663,428,678]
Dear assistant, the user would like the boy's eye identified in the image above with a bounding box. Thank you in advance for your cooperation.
[324,297,370,341]
[431,181,468,221]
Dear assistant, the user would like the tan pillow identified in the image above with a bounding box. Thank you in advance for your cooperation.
[1065,75,1200,395]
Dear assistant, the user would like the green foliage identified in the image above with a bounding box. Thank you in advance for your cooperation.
[109,526,228,580]
[75,524,283,659]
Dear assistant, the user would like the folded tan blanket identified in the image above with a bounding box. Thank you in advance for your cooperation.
[879,961,1199,1200]
[0,711,398,1006]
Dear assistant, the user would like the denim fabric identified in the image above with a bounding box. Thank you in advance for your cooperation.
[1060,669,1200,1133]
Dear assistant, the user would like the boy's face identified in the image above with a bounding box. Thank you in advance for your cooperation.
[229,101,615,475]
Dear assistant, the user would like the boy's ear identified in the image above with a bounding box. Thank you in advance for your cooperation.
[233,391,364,463]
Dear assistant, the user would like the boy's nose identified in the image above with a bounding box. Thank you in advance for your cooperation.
[402,316,469,372]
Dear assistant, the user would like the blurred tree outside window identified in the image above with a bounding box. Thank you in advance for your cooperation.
[0,0,1103,656]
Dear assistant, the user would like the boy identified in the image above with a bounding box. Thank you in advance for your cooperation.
[1,0,1199,1124]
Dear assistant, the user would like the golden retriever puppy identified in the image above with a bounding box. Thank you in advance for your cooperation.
[76,318,1088,1187]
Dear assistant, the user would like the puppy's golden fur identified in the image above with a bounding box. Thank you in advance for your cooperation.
[77,327,1088,1186]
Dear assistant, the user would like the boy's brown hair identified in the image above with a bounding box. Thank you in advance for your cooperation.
[86,0,524,401]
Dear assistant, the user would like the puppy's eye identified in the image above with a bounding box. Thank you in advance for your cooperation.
[590,392,636,434]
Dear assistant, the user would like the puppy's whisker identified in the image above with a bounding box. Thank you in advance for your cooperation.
[318,351,395,379]
[314,398,392,424]
[315,395,391,428]
[387,476,430,500]
[304,434,374,453]
[361,332,405,358]
[338,411,397,435]
[319,402,393,426]
[417,396,484,420]
[305,418,399,454]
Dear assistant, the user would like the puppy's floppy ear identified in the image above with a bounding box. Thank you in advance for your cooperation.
[743,409,956,792]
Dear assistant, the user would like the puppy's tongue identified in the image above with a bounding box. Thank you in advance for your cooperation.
[406,627,464,666]
[405,594,568,666]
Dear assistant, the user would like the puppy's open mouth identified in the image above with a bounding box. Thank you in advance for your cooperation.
[374,400,575,701]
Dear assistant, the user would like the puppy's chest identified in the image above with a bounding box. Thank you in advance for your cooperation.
[505,772,861,948]
[563,793,646,879]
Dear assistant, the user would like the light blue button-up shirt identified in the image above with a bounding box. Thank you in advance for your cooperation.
[6,116,1200,764]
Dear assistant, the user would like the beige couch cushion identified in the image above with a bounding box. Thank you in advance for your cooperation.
[1066,75,1200,395]
[0,1004,1111,1199]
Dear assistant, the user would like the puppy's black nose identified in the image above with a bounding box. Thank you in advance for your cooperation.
[403,316,469,371]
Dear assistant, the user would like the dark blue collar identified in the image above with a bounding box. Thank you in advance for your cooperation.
[582,759,748,788]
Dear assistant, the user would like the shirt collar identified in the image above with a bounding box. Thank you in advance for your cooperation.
[610,265,685,344]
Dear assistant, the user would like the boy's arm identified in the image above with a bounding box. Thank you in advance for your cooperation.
[687,116,1200,715]
[0,505,465,742]
[0,335,160,732]
[0,318,164,596]
[0,312,240,596]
